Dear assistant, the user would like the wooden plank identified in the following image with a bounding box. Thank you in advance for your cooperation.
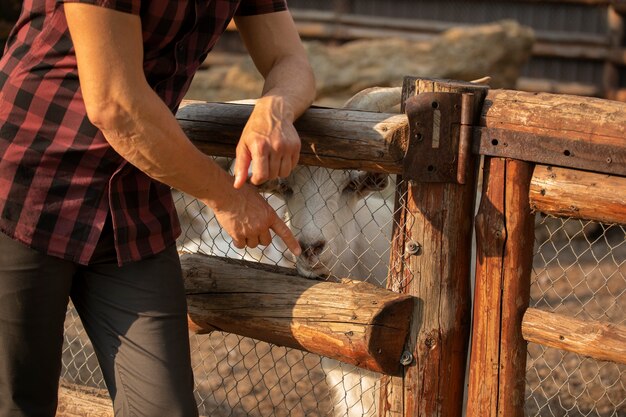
[476,89,626,175]
[177,101,408,174]
[289,9,611,45]
[57,383,112,417]
[378,78,485,417]
[466,158,534,417]
[516,77,601,97]
[522,308,626,365]
[530,165,626,224]
[181,253,415,376]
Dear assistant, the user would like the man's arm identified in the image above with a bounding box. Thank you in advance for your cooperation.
[232,10,316,188]
[63,3,300,253]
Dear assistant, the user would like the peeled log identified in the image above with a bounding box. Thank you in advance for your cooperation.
[181,253,415,376]
[177,101,408,174]
[522,308,626,365]
[530,165,626,225]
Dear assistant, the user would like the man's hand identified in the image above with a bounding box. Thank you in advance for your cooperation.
[209,178,301,256]
[233,96,301,188]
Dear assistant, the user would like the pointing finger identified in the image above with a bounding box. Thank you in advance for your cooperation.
[270,215,301,257]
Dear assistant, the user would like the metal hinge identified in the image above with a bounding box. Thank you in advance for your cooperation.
[403,91,475,184]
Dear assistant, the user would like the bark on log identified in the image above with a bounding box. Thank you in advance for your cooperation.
[181,253,415,376]
[522,308,626,365]
[378,78,486,417]
[466,158,535,417]
[476,89,626,175]
[177,101,408,174]
[530,165,626,224]
[177,89,625,175]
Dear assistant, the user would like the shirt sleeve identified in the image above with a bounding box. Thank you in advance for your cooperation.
[235,0,288,16]
[56,0,141,15]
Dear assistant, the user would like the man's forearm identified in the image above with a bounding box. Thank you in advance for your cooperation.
[96,86,236,209]
[258,53,316,121]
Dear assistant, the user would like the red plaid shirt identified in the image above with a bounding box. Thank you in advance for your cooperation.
[0,0,287,265]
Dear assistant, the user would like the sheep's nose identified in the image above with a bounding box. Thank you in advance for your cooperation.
[299,240,326,258]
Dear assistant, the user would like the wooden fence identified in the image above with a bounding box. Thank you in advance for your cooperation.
[176,76,626,416]
[208,0,626,100]
[57,77,625,416]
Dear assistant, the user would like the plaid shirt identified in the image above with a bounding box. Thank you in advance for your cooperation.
[0,0,287,265]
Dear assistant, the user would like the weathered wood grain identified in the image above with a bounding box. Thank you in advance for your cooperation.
[181,253,415,376]
[177,101,408,174]
[177,90,626,176]
[378,78,486,417]
[476,89,626,175]
[530,165,626,224]
[466,158,535,417]
[522,308,626,365]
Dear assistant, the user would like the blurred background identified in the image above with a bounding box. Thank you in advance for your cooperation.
[2,0,625,104]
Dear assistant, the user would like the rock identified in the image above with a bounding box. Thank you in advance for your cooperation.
[186,20,534,106]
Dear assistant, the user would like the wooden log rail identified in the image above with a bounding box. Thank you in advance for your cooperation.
[181,253,416,377]
[178,88,626,177]
[530,165,626,224]
[522,308,626,365]
[175,81,626,417]
[177,101,408,174]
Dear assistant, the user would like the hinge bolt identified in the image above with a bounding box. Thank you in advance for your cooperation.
[400,351,414,366]
[406,241,421,255]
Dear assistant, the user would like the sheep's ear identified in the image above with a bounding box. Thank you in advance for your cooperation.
[348,171,389,197]
[343,87,403,112]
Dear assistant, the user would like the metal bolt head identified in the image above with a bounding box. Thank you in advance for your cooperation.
[400,351,413,366]
[406,241,421,255]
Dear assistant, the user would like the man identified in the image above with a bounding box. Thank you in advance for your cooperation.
[0,0,315,416]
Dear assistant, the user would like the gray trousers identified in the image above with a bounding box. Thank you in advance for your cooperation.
[0,221,198,417]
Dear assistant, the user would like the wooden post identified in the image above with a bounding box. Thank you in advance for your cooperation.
[378,78,487,417]
[465,158,535,417]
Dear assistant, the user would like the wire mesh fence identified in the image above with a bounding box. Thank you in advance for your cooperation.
[59,164,626,416]
[526,215,626,417]
[61,163,406,417]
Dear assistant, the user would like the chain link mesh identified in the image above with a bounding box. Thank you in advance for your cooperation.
[61,164,405,417]
[60,166,625,417]
[526,214,626,417]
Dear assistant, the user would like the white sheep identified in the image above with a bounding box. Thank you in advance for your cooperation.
[257,87,402,417]
[175,88,402,417]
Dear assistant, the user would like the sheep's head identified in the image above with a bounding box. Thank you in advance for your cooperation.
[249,87,402,279]
[260,166,389,278]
